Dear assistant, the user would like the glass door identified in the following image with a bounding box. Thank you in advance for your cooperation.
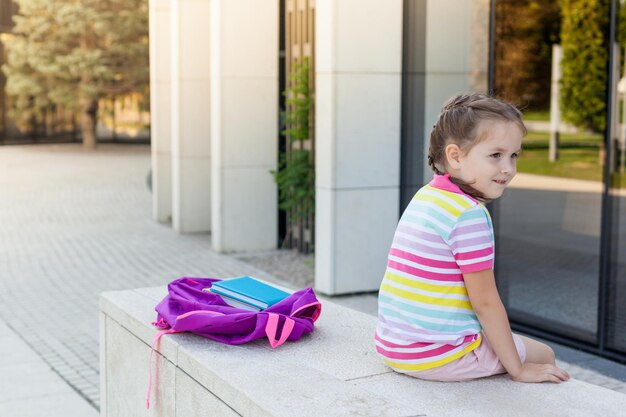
[493,0,608,343]
[607,0,626,355]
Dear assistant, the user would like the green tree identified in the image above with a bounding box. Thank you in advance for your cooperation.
[560,0,609,133]
[1,0,148,148]
[495,0,561,110]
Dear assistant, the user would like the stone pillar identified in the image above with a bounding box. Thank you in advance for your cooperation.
[170,0,212,233]
[209,0,279,252]
[315,0,403,294]
[149,0,172,223]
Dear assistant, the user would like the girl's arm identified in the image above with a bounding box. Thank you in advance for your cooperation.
[464,269,569,383]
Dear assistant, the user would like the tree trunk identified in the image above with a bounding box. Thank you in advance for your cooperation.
[81,99,98,150]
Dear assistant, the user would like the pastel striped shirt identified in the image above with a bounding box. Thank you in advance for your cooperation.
[375,174,495,372]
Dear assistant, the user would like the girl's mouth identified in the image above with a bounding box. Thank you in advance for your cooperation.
[493,179,507,185]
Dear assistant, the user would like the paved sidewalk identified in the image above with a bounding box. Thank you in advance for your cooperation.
[0,321,97,417]
[0,144,286,413]
[0,143,625,416]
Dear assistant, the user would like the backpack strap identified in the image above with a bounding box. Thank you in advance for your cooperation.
[265,313,295,348]
[147,309,225,408]
[146,328,179,409]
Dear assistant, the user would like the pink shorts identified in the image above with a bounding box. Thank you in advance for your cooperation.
[407,333,527,382]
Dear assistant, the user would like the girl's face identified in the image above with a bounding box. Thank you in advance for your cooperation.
[447,120,523,200]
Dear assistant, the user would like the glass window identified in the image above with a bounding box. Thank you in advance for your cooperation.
[607,0,626,353]
[494,0,609,343]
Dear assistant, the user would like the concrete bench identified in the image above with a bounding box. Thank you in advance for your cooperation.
[100,286,626,417]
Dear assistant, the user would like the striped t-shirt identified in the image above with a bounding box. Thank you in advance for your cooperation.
[375,174,495,372]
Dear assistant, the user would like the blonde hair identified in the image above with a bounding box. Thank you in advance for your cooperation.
[427,93,526,202]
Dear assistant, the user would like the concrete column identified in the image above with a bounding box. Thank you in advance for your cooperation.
[170,0,212,233]
[419,0,490,182]
[209,0,279,252]
[149,0,172,223]
[315,0,403,294]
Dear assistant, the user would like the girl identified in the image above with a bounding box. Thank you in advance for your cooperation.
[375,93,570,383]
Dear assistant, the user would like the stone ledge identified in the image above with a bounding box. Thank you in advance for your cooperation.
[100,286,626,417]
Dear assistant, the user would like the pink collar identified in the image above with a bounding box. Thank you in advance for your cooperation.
[429,174,478,203]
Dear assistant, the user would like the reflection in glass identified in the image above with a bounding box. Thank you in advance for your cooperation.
[608,0,626,354]
[494,0,608,342]
[608,153,626,352]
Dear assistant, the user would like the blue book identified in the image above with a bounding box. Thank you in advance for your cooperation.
[209,276,290,310]
[215,293,262,311]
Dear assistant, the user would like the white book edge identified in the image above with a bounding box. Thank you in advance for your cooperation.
[202,287,264,310]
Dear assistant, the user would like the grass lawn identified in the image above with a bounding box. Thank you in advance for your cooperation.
[523,110,550,121]
[524,131,602,146]
[519,131,626,187]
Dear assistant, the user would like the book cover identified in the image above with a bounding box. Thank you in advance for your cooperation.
[209,276,290,309]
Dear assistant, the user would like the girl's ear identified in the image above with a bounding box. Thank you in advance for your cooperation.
[444,143,463,170]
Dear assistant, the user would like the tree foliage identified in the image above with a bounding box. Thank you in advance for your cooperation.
[1,0,149,148]
[560,0,609,133]
[618,1,626,70]
[494,0,561,110]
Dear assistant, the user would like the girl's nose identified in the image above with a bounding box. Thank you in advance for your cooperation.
[501,160,515,174]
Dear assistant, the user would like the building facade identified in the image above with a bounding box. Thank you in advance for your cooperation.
[149,0,487,292]
[149,0,626,362]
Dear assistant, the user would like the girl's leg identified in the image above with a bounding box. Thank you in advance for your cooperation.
[517,334,556,365]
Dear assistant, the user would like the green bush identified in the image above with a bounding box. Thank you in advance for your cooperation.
[271,57,314,245]
[559,0,609,133]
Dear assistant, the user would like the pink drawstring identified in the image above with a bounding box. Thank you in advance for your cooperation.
[147,311,223,409]
[146,328,178,409]
[152,318,169,329]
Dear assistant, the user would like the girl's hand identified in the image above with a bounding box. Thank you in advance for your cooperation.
[510,363,570,383]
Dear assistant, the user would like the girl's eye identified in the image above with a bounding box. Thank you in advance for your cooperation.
[511,153,519,159]
[490,153,502,158]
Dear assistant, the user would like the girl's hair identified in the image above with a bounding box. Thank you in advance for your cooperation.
[427,93,526,202]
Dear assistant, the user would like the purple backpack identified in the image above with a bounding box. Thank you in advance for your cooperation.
[147,277,322,408]
[152,277,322,346]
